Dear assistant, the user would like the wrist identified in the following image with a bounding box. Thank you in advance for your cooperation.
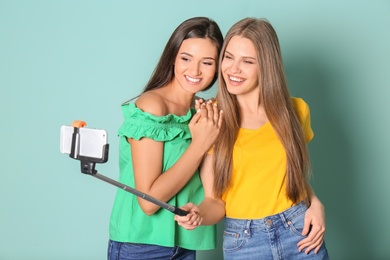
[310,196,324,208]
[188,142,208,156]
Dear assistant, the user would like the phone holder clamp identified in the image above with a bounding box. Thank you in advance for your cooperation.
[69,121,109,175]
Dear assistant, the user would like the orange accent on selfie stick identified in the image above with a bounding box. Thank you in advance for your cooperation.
[71,120,87,128]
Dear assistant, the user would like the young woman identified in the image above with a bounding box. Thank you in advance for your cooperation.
[175,18,329,259]
[108,17,223,260]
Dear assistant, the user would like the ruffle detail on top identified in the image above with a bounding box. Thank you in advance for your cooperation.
[118,102,195,141]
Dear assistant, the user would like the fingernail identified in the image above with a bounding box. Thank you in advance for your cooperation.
[197,109,201,113]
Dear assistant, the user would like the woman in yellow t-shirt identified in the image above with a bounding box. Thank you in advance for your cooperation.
[176,18,329,259]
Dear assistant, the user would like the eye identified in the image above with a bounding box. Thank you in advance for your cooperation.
[181,57,190,62]
[244,60,254,64]
[224,54,233,60]
[203,61,214,66]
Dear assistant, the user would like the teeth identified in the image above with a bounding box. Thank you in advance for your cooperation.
[229,76,244,82]
[186,76,201,83]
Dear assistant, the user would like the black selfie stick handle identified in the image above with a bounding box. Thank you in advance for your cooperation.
[92,172,189,216]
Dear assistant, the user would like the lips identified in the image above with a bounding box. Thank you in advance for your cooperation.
[229,75,244,82]
[226,75,245,86]
[185,75,201,83]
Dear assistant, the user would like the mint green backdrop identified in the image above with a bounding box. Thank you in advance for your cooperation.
[1,1,389,259]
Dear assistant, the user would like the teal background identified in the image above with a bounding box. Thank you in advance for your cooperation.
[1,0,389,259]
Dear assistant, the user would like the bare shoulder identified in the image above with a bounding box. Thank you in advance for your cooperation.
[136,91,168,116]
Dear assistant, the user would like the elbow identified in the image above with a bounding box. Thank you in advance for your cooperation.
[142,208,158,216]
[138,200,159,216]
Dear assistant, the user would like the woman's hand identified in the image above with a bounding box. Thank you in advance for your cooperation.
[194,98,204,110]
[174,203,202,230]
[189,99,222,154]
[297,198,326,254]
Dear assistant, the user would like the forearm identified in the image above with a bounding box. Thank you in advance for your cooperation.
[197,198,225,225]
[136,143,208,214]
[307,184,323,208]
[149,143,206,199]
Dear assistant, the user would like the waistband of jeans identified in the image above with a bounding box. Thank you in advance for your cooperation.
[225,201,307,229]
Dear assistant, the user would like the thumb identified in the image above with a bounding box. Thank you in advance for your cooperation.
[301,217,311,236]
[189,110,201,125]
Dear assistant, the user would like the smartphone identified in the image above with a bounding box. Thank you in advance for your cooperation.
[60,125,108,159]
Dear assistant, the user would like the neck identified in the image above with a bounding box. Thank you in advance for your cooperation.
[237,96,268,129]
[237,94,263,115]
[165,82,195,108]
[155,83,194,116]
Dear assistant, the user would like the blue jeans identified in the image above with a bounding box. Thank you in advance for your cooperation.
[107,240,196,260]
[223,202,329,260]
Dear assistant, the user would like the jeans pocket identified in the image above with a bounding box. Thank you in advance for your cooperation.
[222,229,246,252]
[287,210,307,238]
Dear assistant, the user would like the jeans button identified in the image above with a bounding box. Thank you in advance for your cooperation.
[266,219,273,226]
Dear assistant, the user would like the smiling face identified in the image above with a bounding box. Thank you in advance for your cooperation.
[173,38,218,94]
[221,36,259,97]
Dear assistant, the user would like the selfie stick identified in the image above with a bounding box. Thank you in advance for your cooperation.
[69,121,189,216]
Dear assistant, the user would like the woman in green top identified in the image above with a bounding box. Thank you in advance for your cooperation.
[108,17,224,260]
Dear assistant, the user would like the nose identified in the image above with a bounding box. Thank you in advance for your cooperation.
[190,62,201,76]
[229,61,241,74]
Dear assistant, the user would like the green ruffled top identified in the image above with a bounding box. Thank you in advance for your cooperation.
[109,103,216,250]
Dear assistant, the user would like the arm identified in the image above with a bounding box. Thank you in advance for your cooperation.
[297,185,326,254]
[197,153,225,225]
[174,153,225,229]
[131,99,223,215]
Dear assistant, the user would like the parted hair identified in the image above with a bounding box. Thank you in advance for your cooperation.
[144,17,223,93]
[213,18,311,205]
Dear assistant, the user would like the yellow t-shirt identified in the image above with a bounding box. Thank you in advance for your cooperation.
[221,98,314,219]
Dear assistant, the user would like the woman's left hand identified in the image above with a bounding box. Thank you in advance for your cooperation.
[297,198,326,254]
[195,98,216,110]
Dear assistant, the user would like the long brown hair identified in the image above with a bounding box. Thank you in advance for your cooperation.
[213,18,311,205]
[123,17,223,104]
[145,17,223,92]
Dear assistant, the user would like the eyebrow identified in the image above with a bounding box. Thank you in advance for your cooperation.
[180,52,216,60]
[225,50,256,61]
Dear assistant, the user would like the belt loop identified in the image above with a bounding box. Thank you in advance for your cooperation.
[279,212,289,229]
[244,220,252,237]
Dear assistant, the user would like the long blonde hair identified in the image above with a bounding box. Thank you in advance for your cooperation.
[213,18,311,205]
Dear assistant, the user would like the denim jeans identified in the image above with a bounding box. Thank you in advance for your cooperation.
[223,202,329,260]
[107,240,196,260]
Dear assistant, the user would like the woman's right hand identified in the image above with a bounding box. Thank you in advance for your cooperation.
[189,99,222,153]
[174,203,202,230]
